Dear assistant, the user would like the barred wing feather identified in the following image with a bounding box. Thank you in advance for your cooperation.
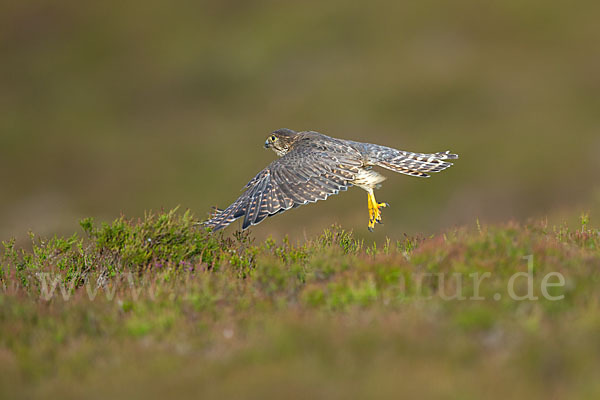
[204,146,361,231]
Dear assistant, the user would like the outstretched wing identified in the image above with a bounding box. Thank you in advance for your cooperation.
[204,140,363,231]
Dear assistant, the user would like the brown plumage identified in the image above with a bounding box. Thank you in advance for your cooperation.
[204,129,458,232]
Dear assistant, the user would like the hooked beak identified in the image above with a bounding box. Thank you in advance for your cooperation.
[264,140,270,149]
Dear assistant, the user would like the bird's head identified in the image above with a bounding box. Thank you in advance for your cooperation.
[264,128,298,156]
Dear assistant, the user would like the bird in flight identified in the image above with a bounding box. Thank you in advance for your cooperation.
[205,129,458,232]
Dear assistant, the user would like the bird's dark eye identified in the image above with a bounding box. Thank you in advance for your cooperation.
[270,135,276,141]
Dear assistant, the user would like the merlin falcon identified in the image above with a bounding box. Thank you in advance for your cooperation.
[205,129,458,232]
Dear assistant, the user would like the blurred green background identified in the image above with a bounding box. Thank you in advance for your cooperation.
[2,0,599,243]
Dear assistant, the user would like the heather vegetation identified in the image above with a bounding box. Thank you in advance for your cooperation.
[1,210,599,399]
[2,0,599,398]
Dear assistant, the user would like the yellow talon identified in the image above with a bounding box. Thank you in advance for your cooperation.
[367,190,388,232]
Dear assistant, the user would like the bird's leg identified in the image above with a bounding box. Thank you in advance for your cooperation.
[367,194,375,232]
[367,189,389,232]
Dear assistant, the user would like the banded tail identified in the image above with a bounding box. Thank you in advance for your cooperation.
[369,146,458,178]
